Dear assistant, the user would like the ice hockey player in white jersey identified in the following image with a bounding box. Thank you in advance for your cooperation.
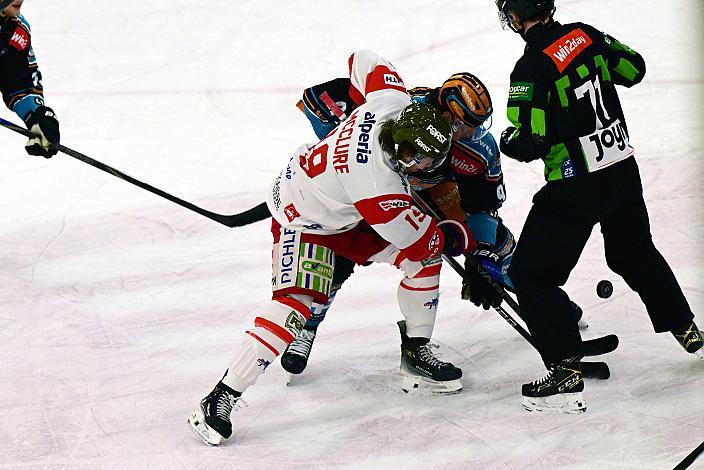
[188,50,478,446]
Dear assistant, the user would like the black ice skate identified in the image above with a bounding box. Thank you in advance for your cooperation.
[398,320,462,395]
[672,321,704,361]
[281,327,317,380]
[522,356,586,414]
[188,381,245,446]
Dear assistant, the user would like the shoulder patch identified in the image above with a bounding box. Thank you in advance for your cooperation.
[508,82,533,101]
[8,26,30,52]
[543,28,593,73]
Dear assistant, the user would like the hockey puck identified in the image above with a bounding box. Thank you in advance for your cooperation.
[596,280,613,299]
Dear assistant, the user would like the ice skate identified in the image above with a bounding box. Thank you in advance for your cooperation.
[672,321,704,361]
[522,356,586,414]
[188,381,245,446]
[398,320,462,395]
[281,327,317,384]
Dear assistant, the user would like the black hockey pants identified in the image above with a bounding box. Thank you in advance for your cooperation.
[507,157,693,364]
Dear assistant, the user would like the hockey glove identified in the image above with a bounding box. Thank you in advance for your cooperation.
[23,106,60,158]
[461,255,503,310]
[437,220,476,257]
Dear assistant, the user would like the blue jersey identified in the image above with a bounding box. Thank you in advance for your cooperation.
[0,14,44,120]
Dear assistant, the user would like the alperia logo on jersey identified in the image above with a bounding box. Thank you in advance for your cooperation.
[508,82,533,101]
[543,28,593,73]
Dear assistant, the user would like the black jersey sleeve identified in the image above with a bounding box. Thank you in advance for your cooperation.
[598,29,646,88]
[500,56,552,162]
[0,17,44,119]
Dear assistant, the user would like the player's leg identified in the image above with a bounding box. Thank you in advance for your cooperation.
[368,245,462,394]
[601,160,701,359]
[281,255,356,375]
[188,224,335,445]
[508,184,597,413]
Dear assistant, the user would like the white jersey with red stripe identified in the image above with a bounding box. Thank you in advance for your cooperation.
[266,50,443,262]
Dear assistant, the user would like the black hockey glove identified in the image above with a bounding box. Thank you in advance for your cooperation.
[23,106,60,158]
[461,255,503,310]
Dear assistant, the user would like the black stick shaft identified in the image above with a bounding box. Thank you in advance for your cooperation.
[0,117,253,228]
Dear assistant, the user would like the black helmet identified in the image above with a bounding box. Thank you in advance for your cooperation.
[0,0,13,12]
[495,0,555,31]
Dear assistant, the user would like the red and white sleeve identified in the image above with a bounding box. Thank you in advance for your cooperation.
[347,50,408,105]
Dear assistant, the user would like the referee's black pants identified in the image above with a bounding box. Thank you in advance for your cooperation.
[507,157,694,365]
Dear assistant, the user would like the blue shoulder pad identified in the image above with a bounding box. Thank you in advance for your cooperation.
[456,132,501,178]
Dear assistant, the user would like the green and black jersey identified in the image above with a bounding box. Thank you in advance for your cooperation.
[501,21,645,181]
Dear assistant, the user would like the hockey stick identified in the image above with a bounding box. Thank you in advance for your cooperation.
[0,117,270,228]
[674,439,704,470]
[409,190,614,379]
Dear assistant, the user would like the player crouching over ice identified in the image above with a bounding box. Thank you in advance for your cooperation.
[188,50,477,446]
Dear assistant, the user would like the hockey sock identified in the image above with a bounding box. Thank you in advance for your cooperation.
[397,272,440,338]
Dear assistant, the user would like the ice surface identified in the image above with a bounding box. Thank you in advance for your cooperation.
[0,0,702,468]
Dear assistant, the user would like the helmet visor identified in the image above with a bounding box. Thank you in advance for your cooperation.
[397,153,447,173]
[468,115,492,143]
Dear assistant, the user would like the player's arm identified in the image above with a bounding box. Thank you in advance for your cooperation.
[347,50,408,102]
[0,19,43,120]
[450,133,506,214]
[499,58,551,162]
[0,17,59,158]
[296,77,357,139]
[601,30,646,87]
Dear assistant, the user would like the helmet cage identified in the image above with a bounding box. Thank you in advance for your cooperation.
[495,0,555,31]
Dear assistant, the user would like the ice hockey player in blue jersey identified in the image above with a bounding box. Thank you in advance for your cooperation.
[0,0,60,158]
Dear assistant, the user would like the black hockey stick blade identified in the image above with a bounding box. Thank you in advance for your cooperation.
[581,361,610,380]
[674,439,704,470]
[0,117,267,229]
[221,202,271,227]
[582,334,619,356]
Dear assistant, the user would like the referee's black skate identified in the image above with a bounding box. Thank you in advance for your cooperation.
[281,327,317,376]
[522,356,586,414]
[672,321,704,360]
[398,320,462,395]
[188,381,244,446]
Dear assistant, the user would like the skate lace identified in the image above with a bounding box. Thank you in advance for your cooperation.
[531,369,555,387]
[417,343,445,367]
[216,393,248,422]
[287,329,316,357]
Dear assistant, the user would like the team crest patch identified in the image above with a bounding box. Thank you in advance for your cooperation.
[284,203,300,222]
[285,312,305,332]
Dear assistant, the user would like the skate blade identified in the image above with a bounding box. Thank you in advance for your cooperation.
[401,374,462,395]
[285,371,295,386]
[522,392,586,414]
[187,410,225,446]
[695,347,704,361]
